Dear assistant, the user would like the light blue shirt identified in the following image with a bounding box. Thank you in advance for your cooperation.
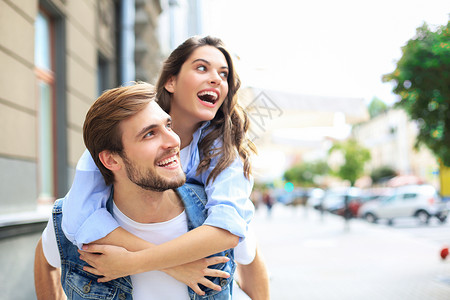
[62,122,255,249]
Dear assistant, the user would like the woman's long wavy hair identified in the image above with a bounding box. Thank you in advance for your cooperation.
[156,36,257,184]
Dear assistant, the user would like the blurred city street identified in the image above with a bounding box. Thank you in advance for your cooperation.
[253,203,450,300]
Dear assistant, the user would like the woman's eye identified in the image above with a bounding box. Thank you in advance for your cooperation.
[220,71,228,79]
[166,122,172,130]
[197,65,206,72]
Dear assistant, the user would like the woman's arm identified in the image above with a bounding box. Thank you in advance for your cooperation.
[198,149,255,241]
[81,225,238,274]
[62,150,119,249]
[80,226,236,295]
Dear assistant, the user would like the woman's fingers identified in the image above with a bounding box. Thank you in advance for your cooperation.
[81,244,106,254]
[97,276,115,283]
[204,256,229,266]
[204,268,230,279]
[78,250,99,267]
[83,265,102,276]
[199,278,223,291]
[189,284,206,296]
[82,266,115,283]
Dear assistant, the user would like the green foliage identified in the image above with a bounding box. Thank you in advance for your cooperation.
[283,160,329,186]
[328,138,371,186]
[370,166,397,184]
[383,20,450,166]
[368,97,388,118]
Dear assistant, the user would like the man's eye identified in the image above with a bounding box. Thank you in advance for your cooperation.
[144,131,154,138]
[166,122,172,130]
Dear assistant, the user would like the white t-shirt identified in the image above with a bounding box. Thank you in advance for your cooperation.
[43,203,190,299]
[42,201,254,299]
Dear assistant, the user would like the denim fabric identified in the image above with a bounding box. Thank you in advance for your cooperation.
[177,183,235,299]
[183,122,254,242]
[53,199,133,299]
[53,182,234,299]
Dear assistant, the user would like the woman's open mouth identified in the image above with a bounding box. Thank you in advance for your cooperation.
[197,90,219,107]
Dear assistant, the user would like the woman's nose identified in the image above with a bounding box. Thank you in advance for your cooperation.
[209,71,222,86]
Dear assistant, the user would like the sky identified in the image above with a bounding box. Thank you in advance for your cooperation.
[201,0,449,105]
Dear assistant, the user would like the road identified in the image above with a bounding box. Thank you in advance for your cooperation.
[365,217,450,247]
[251,204,450,300]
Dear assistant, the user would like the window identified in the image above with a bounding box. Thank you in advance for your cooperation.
[402,193,417,201]
[97,54,110,96]
[35,10,55,202]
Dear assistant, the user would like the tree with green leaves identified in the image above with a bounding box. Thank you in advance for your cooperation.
[283,160,329,186]
[368,97,388,118]
[328,138,371,186]
[383,20,450,166]
[370,165,397,184]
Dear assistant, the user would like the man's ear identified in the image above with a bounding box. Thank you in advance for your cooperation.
[164,76,176,93]
[98,150,121,171]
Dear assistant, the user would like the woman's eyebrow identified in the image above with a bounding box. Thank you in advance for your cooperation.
[192,58,228,69]
[192,58,210,65]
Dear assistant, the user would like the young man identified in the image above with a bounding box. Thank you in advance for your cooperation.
[34,82,269,299]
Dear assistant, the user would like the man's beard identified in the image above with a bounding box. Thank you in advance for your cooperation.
[121,153,186,192]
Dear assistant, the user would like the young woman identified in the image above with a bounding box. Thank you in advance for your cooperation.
[64,36,268,298]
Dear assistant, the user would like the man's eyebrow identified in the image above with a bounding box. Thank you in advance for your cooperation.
[136,124,158,138]
[192,58,228,69]
[136,117,171,138]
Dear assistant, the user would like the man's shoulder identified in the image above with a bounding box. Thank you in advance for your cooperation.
[176,183,207,203]
[49,198,64,213]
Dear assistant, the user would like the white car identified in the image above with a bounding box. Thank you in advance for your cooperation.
[358,184,448,224]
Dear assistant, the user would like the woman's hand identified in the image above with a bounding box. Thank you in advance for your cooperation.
[78,244,137,282]
[163,256,230,296]
[79,244,231,295]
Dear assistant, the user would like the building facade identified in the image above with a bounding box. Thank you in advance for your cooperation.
[239,87,369,183]
[0,0,163,297]
[352,108,439,187]
[0,0,164,215]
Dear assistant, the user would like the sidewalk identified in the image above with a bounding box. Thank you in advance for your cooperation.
[252,204,450,300]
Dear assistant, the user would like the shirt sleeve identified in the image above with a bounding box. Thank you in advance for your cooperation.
[201,148,255,241]
[234,223,257,265]
[61,149,120,249]
[41,217,61,268]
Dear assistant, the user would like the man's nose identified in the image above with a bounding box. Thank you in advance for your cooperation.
[162,127,180,149]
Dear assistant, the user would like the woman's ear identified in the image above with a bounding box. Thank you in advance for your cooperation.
[99,150,121,171]
[164,76,176,93]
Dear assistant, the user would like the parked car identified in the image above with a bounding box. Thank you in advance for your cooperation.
[318,187,361,217]
[306,188,325,209]
[347,188,393,217]
[276,188,308,206]
[358,184,448,224]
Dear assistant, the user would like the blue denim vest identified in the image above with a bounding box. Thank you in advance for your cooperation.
[52,183,235,299]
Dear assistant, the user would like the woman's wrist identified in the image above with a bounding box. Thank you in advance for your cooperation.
[132,248,153,274]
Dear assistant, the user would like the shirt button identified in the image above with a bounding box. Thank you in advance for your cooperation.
[82,284,91,293]
[118,293,126,300]
[220,279,227,287]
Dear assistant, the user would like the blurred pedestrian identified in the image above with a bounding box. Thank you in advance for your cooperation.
[262,190,274,217]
